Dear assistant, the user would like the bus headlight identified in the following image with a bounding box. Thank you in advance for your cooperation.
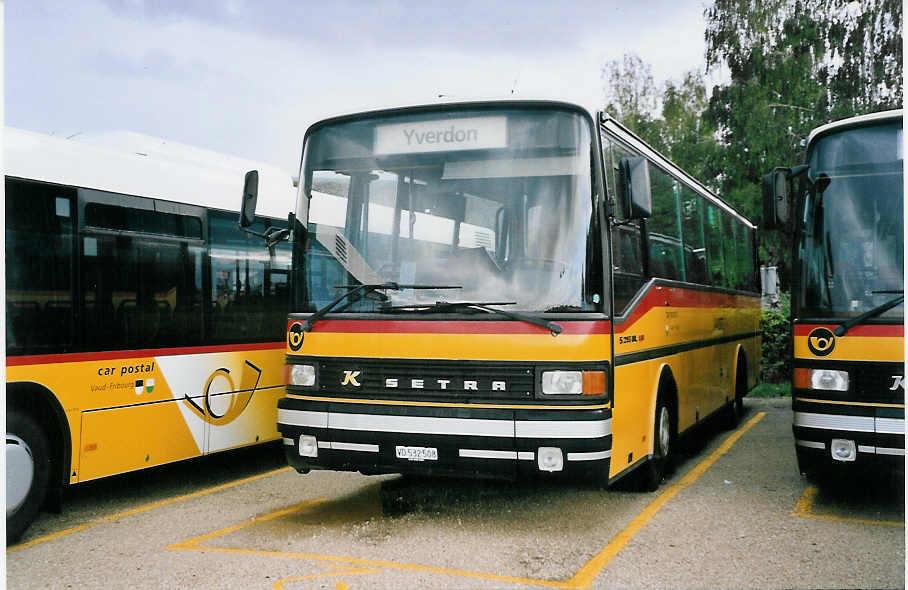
[542,371,582,394]
[809,369,849,392]
[288,364,316,387]
[541,370,607,396]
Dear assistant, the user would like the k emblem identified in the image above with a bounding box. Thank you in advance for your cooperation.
[341,370,361,386]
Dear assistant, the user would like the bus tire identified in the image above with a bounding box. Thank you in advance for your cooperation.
[639,394,673,492]
[6,410,51,544]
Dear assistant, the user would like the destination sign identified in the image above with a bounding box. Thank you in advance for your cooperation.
[374,116,507,155]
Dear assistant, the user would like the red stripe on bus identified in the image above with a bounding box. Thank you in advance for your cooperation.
[6,342,286,367]
[794,324,904,337]
[290,319,613,335]
[616,286,759,333]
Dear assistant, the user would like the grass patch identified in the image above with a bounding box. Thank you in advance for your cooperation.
[749,382,790,398]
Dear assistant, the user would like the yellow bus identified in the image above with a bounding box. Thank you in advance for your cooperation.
[243,100,761,489]
[763,110,903,478]
[5,128,296,542]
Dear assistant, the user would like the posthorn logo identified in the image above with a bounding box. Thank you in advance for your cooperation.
[288,322,305,352]
[807,327,836,357]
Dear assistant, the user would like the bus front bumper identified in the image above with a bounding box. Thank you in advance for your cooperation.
[793,408,905,472]
[277,397,612,480]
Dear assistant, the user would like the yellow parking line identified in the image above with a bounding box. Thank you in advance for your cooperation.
[272,566,382,589]
[170,414,765,589]
[792,485,905,528]
[8,466,291,553]
[567,411,766,589]
[168,497,327,550]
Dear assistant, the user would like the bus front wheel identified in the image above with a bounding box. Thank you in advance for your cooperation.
[6,410,50,544]
[639,395,673,492]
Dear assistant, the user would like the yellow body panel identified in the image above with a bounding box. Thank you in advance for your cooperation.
[794,334,903,362]
[301,332,611,361]
[79,401,203,481]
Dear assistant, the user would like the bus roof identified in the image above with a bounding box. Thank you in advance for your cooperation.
[807,109,903,147]
[303,97,598,137]
[4,127,296,219]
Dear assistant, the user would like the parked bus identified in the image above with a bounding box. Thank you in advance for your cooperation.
[763,110,903,478]
[5,128,296,542]
[242,100,760,490]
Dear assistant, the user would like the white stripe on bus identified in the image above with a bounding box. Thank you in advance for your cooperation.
[794,412,874,433]
[566,450,612,461]
[278,408,612,439]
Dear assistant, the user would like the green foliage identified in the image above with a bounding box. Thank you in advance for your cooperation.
[749,382,791,398]
[703,0,903,287]
[601,55,721,191]
[760,292,792,383]
[601,54,663,147]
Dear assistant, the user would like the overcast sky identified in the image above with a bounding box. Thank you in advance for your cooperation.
[6,0,715,173]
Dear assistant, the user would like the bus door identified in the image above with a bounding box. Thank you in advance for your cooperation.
[77,190,208,480]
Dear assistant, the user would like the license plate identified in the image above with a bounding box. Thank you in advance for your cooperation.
[395,445,438,462]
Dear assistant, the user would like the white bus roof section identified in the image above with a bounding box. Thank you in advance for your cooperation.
[4,127,296,219]
[807,109,903,147]
[308,97,599,133]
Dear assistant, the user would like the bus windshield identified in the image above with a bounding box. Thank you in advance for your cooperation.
[796,121,903,319]
[298,106,599,313]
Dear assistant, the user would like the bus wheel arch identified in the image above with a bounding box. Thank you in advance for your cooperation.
[638,366,678,491]
[725,348,748,428]
[6,382,71,533]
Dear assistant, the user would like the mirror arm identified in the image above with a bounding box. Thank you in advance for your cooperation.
[788,164,809,179]
[237,225,290,249]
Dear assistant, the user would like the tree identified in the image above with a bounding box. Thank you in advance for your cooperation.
[659,70,721,190]
[601,53,664,150]
[703,0,903,280]
[602,55,721,187]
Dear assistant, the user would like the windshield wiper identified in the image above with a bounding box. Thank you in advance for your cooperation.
[834,292,904,337]
[302,283,461,332]
[384,301,563,336]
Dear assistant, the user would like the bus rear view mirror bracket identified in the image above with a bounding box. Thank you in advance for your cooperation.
[238,169,290,248]
[618,156,652,220]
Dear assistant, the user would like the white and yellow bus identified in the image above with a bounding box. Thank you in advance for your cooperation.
[5,128,296,542]
[242,99,761,490]
[764,110,903,478]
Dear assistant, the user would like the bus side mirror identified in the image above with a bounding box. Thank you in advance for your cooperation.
[619,156,652,220]
[239,170,259,228]
[762,167,791,230]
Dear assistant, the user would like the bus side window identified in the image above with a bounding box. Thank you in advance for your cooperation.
[704,203,727,288]
[602,132,646,313]
[209,210,291,342]
[680,185,708,285]
[5,178,76,354]
[646,167,684,281]
[81,199,205,350]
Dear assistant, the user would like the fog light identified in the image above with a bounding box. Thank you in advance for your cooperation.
[299,435,318,458]
[290,364,316,387]
[830,438,856,462]
[537,447,564,472]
